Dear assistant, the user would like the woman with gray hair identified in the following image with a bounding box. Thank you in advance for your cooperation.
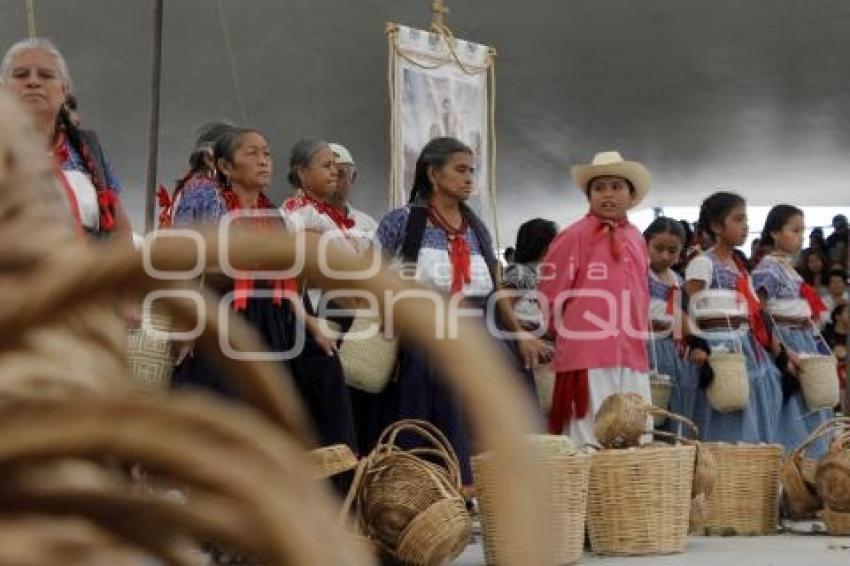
[1,37,130,238]
[282,139,363,249]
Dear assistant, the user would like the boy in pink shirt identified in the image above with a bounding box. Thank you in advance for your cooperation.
[539,151,651,444]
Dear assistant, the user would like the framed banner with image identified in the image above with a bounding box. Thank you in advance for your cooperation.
[387,24,500,245]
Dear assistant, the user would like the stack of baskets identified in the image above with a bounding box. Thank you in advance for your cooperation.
[342,420,471,565]
[781,417,850,534]
[473,435,589,565]
[586,394,696,556]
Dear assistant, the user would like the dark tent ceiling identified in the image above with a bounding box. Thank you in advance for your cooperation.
[2,0,849,239]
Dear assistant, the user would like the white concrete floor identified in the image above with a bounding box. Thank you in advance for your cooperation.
[455,527,850,565]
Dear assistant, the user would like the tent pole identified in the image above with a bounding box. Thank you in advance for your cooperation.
[144,0,163,233]
[431,0,449,27]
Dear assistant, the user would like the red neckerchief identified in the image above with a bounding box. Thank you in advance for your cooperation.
[221,188,296,310]
[54,130,120,233]
[800,282,828,322]
[284,192,355,230]
[592,214,628,262]
[51,136,84,236]
[427,202,471,295]
[157,184,173,228]
[731,254,770,349]
[548,370,589,434]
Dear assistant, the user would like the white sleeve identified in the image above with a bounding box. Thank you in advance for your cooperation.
[685,255,713,285]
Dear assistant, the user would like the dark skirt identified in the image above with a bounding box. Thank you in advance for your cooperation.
[172,295,357,452]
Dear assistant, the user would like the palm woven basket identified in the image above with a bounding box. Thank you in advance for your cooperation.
[702,443,783,535]
[473,439,589,565]
[344,420,471,565]
[338,314,398,394]
[126,306,173,391]
[798,355,840,411]
[587,445,694,556]
[781,417,850,519]
[706,352,749,413]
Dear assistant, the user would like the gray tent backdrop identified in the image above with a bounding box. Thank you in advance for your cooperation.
[2,0,849,241]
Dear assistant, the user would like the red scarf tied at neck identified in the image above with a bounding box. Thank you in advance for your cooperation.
[800,282,828,322]
[427,203,471,295]
[298,193,355,230]
[594,215,627,261]
[731,255,770,349]
[221,189,296,310]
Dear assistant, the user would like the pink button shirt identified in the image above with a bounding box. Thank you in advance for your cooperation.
[538,213,650,373]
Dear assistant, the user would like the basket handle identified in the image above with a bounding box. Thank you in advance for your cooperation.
[792,416,850,461]
[647,408,700,440]
[650,429,694,446]
[829,430,850,452]
[375,420,461,484]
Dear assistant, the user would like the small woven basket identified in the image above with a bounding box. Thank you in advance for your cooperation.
[703,443,783,535]
[338,314,398,394]
[126,306,173,391]
[587,445,694,556]
[534,364,556,415]
[798,355,840,411]
[308,444,358,479]
[706,352,749,413]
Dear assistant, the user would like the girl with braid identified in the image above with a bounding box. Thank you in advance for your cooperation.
[1,38,130,238]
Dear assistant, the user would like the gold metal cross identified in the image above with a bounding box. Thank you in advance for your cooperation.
[431,0,449,27]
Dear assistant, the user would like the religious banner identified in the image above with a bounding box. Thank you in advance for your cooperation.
[387,23,500,244]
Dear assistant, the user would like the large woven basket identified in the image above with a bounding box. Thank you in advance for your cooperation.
[534,364,556,415]
[338,314,398,394]
[126,307,173,391]
[344,420,471,564]
[706,352,749,413]
[799,355,840,411]
[703,443,783,535]
[473,447,589,565]
[587,445,694,556]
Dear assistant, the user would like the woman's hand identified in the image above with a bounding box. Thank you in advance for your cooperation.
[307,316,340,357]
[517,332,551,370]
[689,348,709,365]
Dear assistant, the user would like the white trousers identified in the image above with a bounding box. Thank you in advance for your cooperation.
[566,367,651,447]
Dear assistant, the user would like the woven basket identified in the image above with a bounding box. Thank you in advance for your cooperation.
[821,507,850,535]
[706,352,749,413]
[338,314,398,394]
[126,307,173,391]
[395,497,471,565]
[781,418,850,519]
[308,444,358,479]
[594,393,651,449]
[473,449,589,565]
[799,355,840,411]
[587,445,694,556]
[703,443,783,535]
[815,431,850,512]
[534,364,556,415]
[650,374,673,427]
[345,420,471,564]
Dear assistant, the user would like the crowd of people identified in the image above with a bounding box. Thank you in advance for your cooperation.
[3,37,849,497]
